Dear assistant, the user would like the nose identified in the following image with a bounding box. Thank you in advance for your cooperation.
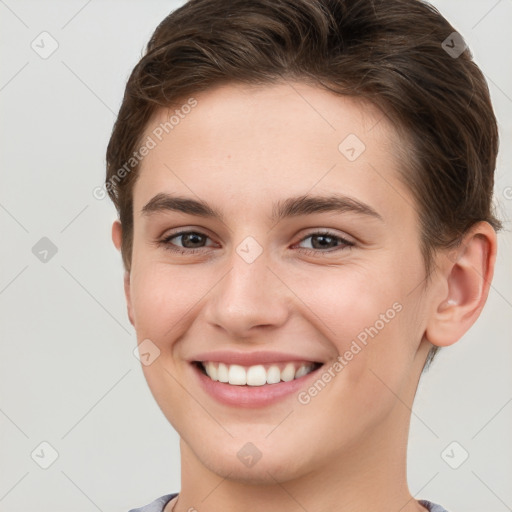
[203,246,291,340]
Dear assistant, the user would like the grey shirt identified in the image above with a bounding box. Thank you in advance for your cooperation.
[128,493,450,511]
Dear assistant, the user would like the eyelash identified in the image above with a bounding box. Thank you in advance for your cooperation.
[157,230,355,256]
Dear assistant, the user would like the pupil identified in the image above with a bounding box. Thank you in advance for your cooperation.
[313,235,335,249]
[184,233,204,247]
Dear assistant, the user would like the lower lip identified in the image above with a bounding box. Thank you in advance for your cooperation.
[192,363,323,408]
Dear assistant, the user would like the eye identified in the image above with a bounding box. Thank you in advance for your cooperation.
[157,229,355,256]
[295,231,355,255]
[158,230,216,254]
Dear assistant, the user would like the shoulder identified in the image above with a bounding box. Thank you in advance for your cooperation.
[127,493,178,512]
[127,495,449,512]
[419,499,452,512]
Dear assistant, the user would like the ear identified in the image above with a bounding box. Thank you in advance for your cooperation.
[111,220,135,327]
[425,221,497,347]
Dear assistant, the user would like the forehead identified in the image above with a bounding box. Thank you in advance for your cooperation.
[133,81,412,221]
[144,81,391,151]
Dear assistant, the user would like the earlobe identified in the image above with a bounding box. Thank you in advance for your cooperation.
[425,222,497,348]
[112,219,123,251]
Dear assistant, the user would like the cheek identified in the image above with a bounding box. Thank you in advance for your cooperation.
[290,265,402,349]
[129,262,211,345]
[291,266,417,398]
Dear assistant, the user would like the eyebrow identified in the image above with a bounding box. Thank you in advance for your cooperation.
[141,192,383,223]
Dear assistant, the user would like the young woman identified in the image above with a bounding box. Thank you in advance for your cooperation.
[105,1,501,510]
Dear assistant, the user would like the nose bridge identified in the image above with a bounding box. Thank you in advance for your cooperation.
[205,239,289,336]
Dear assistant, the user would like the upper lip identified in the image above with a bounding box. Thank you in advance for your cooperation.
[190,350,324,366]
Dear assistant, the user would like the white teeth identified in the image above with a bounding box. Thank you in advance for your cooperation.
[218,363,229,383]
[228,364,246,385]
[201,361,318,386]
[281,363,295,382]
[205,362,218,381]
[246,365,267,386]
[266,365,281,384]
[294,365,309,379]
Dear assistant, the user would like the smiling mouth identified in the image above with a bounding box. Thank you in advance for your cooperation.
[194,361,323,386]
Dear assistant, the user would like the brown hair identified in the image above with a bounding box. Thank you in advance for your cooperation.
[105,0,502,369]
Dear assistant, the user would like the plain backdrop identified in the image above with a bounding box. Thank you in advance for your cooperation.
[0,1,511,511]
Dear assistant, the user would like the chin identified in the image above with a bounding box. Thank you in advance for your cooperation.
[189,436,311,483]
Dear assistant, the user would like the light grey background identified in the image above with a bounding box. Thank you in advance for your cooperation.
[0,1,511,511]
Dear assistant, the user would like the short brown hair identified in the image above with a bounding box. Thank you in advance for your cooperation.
[105,0,502,368]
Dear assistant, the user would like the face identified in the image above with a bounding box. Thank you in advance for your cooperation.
[118,82,434,483]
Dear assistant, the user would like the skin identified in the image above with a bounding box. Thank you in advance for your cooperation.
[111,82,497,512]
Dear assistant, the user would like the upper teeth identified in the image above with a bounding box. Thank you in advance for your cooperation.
[202,362,317,386]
